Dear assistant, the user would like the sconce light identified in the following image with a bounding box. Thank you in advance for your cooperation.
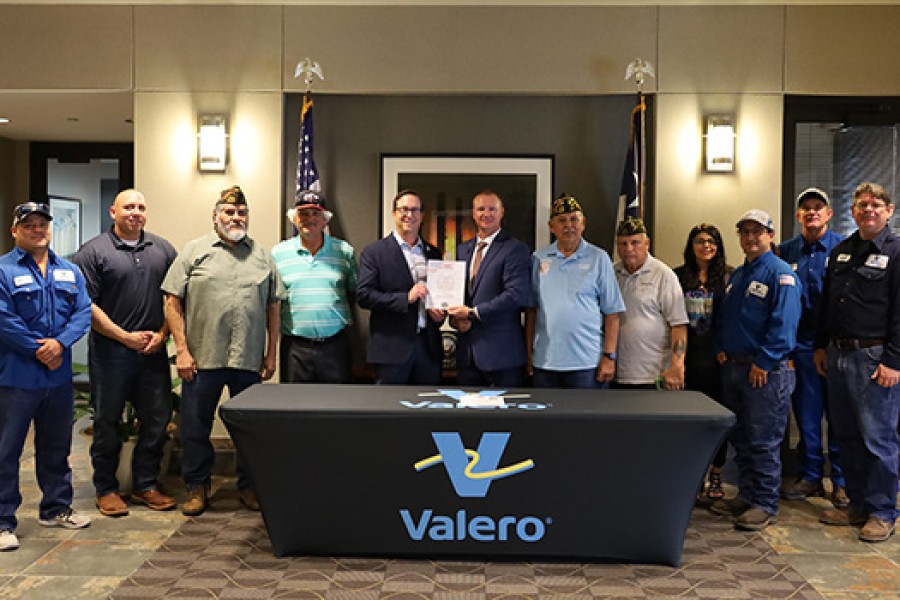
[198,114,227,172]
[704,115,735,173]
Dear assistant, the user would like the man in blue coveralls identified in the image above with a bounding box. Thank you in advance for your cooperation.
[711,209,801,531]
[779,188,847,508]
[0,202,93,552]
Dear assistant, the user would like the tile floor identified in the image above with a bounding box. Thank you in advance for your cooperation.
[2,425,900,599]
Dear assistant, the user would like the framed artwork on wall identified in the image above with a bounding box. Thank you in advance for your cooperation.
[49,196,82,258]
[381,155,554,258]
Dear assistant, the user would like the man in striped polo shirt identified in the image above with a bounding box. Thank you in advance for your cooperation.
[272,190,358,383]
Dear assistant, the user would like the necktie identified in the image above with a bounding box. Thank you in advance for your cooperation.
[471,241,488,281]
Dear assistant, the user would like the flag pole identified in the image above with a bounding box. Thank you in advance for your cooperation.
[624,59,654,221]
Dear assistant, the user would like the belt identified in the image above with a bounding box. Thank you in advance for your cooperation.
[727,354,794,369]
[832,338,885,351]
[290,332,340,345]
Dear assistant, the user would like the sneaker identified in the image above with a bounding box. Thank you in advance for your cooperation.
[735,507,777,531]
[181,486,208,517]
[131,489,176,511]
[829,485,850,509]
[0,530,19,551]
[780,478,824,501]
[38,508,91,529]
[96,493,129,517]
[238,488,260,511]
[709,497,751,517]
[859,516,896,543]
[820,508,867,526]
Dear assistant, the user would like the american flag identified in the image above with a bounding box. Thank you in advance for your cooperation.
[297,93,320,192]
[617,95,645,222]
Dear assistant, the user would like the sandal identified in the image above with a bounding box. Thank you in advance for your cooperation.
[706,467,724,500]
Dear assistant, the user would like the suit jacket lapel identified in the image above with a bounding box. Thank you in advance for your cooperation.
[387,235,415,287]
[471,231,505,294]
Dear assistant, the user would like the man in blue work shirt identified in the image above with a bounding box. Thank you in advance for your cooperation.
[816,182,900,543]
[0,202,93,552]
[778,188,846,508]
[711,209,801,531]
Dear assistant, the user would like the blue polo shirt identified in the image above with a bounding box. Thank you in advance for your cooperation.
[778,228,843,349]
[717,250,801,371]
[531,239,625,371]
[272,233,358,339]
[0,247,92,388]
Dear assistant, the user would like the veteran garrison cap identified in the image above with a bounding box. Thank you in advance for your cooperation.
[216,185,247,206]
[616,216,647,237]
[551,195,583,217]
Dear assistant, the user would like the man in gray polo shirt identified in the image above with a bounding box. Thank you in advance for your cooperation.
[73,189,178,517]
[162,186,285,516]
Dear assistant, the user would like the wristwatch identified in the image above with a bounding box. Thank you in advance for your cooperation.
[468,308,477,320]
[602,351,617,360]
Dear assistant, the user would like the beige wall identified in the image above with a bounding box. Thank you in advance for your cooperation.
[2,3,899,264]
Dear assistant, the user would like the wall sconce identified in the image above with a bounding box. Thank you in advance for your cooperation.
[198,114,227,172]
[704,115,735,173]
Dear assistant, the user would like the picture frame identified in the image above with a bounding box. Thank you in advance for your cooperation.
[49,196,82,258]
[381,155,554,258]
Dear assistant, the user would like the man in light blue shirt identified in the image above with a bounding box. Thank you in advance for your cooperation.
[273,190,357,383]
[525,196,624,388]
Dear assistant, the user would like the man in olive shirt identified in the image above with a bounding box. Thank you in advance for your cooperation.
[162,186,285,516]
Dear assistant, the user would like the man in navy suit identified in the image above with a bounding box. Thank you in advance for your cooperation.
[358,190,444,384]
[447,191,531,387]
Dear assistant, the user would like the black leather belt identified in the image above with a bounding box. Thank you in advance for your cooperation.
[290,333,338,345]
[832,338,885,351]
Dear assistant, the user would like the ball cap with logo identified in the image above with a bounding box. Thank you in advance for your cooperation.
[796,187,830,207]
[295,189,327,211]
[736,209,774,231]
[13,202,53,225]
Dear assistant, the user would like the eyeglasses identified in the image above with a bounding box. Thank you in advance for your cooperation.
[395,206,422,215]
[693,237,717,246]
[220,208,248,217]
[854,201,889,212]
[739,227,767,237]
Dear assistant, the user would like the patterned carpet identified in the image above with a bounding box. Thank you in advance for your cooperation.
[112,492,822,599]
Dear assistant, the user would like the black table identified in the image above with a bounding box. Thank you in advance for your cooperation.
[220,385,734,566]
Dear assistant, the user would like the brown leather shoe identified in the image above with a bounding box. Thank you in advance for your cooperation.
[238,488,260,511]
[130,489,176,511]
[96,493,129,517]
[181,487,208,517]
[735,507,777,531]
[820,508,867,526]
[859,516,896,543]
[829,485,850,509]
[709,497,751,517]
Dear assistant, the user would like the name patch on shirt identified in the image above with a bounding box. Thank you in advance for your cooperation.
[13,274,34,287]
[779,274,796,286]
[865,254,889,269]
[539,260,551,274]
[748,281,769,299]
[836,253,852,263]
[53,269,76,283]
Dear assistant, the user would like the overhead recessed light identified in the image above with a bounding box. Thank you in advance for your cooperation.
[0,117,10,124]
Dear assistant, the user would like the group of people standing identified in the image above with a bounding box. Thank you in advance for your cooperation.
[0,180,896,554]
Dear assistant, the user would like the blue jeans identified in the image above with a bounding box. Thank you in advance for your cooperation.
[721,360,794,515]
[180,369,260,491]
[825,344,899,522]
[89,334,172,495]
[0,384,74,531]
[533,368,608,389]
[790,348,844,486]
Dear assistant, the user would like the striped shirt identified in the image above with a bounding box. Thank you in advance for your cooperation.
[272,234,358,338]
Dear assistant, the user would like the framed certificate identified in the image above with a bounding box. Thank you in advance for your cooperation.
[425,259,466,309]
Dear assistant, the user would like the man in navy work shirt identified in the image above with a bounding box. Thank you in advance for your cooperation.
[778,188,846,508]
[73,189,178,517]
[711,209,801,531]
[816,182,900,543]
[0,202,93,552]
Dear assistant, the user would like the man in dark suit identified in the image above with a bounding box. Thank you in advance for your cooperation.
[447,190,531,387]
[358,190,444,384]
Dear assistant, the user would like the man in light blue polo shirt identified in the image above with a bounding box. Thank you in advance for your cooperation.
[525,195,624,388]
[272,190,357,383]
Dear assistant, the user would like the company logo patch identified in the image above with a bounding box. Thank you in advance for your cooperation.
[414,432,534,498]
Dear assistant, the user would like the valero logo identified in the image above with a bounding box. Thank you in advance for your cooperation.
[401,432,547,543]
[414,432,534,497]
